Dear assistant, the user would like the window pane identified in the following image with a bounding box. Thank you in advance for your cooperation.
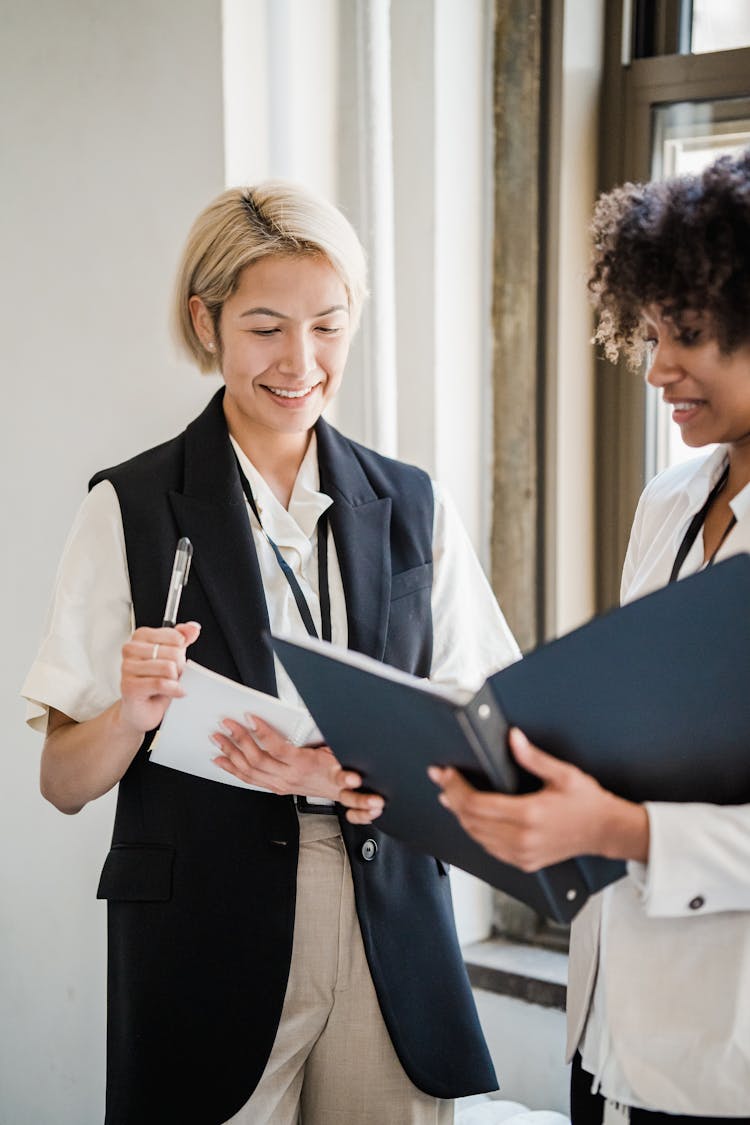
[646,98,750,477]
[651,98,750,179]
[692,0,750,54]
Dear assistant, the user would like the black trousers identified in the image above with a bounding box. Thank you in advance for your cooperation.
[571,1052,750,1125]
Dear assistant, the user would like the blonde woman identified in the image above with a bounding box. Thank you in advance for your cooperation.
[23,183,519,1125]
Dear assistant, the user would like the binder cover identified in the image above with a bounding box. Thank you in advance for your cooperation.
[272,554,750,921]
[488,554,750,806]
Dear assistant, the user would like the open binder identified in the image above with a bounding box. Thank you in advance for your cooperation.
[272,553,750,923]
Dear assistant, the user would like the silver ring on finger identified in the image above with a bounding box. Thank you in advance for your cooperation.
[151,644,160,661]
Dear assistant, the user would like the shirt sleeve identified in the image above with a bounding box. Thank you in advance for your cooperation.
[620,475,654,601]
[621,467,750,917]
[628,802,750,917]
[21,480,133,732]
[429,481,521,691]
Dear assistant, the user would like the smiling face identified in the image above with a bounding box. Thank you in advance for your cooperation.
[191,253,351,449]
[643,306,750,451]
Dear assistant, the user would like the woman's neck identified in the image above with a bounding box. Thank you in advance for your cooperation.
[224,404,312,509]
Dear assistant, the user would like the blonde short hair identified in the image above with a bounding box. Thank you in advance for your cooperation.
[173,181,368,372]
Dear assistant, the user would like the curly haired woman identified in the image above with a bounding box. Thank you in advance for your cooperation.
[422,149,750,1123]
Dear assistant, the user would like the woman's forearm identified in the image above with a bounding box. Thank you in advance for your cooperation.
[40,703,144,814]
[592,790,650,863]
[41,622,201,814]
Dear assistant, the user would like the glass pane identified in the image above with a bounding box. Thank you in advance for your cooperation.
[651,98,750,180]
[692,0,750,54]
[646,98,750,478]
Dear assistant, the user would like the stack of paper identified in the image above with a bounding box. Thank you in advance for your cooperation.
[150,660,321,791]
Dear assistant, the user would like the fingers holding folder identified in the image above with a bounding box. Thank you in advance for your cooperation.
[336,720,651,870]
[335,766,385,824]
[429,728,650,872]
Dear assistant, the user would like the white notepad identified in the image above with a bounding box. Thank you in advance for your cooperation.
[150,660,322,791]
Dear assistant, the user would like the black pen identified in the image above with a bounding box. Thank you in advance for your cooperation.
[162,538,193,626]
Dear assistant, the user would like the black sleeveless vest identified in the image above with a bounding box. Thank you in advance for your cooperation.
[91,389,496,1124]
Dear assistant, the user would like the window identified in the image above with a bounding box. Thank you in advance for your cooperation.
[692,0,750,55]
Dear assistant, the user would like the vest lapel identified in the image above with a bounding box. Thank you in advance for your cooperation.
[166,395,392,680]
[316,419,392,661]
[168,390,277,695]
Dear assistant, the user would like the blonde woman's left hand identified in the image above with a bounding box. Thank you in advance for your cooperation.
[211,715,342,800]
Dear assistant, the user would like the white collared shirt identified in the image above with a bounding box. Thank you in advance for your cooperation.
[579,445,750,1110]
[22,433,520,733]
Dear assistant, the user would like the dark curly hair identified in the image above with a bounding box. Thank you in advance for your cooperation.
[588,148,750,366]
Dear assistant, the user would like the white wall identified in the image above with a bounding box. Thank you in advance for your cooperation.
[387,0,497,943]
[473,991,570,1113]
[390,0,492,557]
[223,0,339,197]
[550,0,606,636]
[1,3,225,1121]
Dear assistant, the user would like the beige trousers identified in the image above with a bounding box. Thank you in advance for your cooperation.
[224,814,454,1125]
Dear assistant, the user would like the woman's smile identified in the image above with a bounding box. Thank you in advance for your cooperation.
[664,397,707,426]
[261,380,323,403]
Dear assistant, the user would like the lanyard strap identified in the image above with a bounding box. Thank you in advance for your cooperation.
[235,457,332,642]
[669,464,736,583]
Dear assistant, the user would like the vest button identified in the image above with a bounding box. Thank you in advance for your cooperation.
[689,895,705,910]
[361,839,378,862]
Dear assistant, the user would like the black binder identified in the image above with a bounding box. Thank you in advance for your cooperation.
[272,554,750,922]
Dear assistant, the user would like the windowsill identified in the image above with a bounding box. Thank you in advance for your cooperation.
[463,936,568,1012]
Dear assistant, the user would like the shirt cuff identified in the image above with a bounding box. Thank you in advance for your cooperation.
[630,801,750,918]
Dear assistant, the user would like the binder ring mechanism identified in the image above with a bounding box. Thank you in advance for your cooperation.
[474,699,579,904]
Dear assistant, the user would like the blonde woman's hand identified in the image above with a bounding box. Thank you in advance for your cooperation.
[211,715,344,800]
[334,767,386,824]
[119,621,201,734]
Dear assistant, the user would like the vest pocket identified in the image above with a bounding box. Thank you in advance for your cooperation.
[96,843,175,902]
[390,562,433,602]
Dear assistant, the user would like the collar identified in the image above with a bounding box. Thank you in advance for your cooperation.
[682,445,750,522]
[229,432,333,550]
[682,446,729,508]
[729,465,750,522]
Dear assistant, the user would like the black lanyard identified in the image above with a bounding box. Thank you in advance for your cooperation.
[669,464,737,583]
[235,456,332,642]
